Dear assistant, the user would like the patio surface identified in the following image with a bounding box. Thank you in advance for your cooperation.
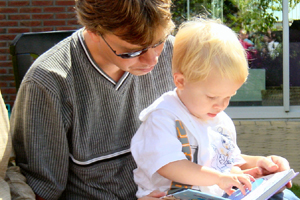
[234,119,300,185]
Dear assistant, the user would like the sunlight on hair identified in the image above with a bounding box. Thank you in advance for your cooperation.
[172,17,249,84]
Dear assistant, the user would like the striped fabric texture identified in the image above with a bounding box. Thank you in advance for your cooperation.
[11,29,175,200]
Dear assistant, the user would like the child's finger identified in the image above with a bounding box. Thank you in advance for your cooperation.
[247,174,256,182]
[234,181,247,195]
[237,175,252,193]
[225,188,236,196]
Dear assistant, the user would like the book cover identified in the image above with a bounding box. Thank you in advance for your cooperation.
[161,169,298,200]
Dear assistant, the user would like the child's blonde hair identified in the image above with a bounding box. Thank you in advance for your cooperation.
[172,18,249,83]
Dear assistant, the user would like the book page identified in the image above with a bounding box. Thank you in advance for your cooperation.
[228,169,298,200]
[227,178,264,200]
[243,169,296,200]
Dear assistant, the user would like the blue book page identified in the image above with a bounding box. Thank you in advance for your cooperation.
[227,178,264,200]
[164,189,227,200]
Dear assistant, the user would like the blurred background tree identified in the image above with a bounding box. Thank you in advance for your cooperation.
[171,0,300,33]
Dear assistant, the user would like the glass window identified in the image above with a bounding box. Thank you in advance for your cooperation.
[288,6,300,105]
[172,0,288,107]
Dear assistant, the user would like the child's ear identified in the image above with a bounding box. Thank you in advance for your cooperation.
[173,72,185,90]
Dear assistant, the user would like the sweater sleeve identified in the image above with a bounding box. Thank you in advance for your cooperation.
[11,81,70,200]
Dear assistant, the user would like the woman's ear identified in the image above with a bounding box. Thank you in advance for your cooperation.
[173,72,185,90]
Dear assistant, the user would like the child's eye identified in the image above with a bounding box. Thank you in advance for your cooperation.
[207,96,216,100]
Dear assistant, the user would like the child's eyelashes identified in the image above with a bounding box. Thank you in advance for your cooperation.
[207,96,216,100]
[206,96,232,101]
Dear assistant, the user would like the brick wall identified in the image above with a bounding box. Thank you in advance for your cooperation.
[0,0,82,106]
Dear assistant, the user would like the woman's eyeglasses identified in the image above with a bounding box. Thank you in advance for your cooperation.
[100,34,168,59]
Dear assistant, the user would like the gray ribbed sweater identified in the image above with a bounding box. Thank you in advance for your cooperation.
[11,29,175,200]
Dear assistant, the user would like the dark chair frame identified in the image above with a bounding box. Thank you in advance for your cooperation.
[10,30,76,91]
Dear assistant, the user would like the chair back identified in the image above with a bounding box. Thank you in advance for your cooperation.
[10,30,76,91]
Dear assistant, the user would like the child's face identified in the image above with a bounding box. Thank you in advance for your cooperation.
[175,70,244,121]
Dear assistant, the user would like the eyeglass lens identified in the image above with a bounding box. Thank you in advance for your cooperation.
[118,37,167,59]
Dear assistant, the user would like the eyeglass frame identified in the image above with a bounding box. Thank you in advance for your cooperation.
[100,34,168,59]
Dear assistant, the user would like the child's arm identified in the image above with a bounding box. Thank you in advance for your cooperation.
[157,159,254,195]
[230,165,244,174]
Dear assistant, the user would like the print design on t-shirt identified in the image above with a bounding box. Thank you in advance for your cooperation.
[211,126,235,173]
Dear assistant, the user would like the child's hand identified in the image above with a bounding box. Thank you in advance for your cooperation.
[217,173,255,196]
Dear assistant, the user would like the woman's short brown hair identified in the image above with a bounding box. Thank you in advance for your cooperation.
[75,0,174,46]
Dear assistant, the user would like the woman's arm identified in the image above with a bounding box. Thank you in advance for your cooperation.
[138,191,166,200]
[240,154,292,188]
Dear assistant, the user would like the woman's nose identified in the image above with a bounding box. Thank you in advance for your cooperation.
[138,47,159,66]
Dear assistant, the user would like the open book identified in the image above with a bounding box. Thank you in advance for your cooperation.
[161,169,298,200]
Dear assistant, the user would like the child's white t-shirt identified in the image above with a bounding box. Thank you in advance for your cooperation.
[131,89,245,198]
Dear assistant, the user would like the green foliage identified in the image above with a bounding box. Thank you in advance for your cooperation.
[171,0,187,28]
[270,0,300,11]
[171,0,300,34]
[230,0,279,33]
[223,0,239,27]
[171,0,211,30]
